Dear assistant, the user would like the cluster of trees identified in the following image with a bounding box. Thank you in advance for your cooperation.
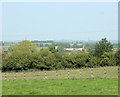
[31,40,54,43]
[2,38,119,71]
[31,41,84,48]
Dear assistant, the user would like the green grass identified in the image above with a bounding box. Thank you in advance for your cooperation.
[2,67,118,95]
[2,66,118,80]
[70,43,83,46]
[2,78,118,95]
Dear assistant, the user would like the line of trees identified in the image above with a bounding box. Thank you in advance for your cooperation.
[2,38,119,71]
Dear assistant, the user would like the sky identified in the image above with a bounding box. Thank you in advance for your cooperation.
[2,2,118,41]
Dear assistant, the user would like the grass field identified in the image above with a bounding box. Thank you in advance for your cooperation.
[2,78,118,95]
[2,66,118,80]
[2,66,118,95]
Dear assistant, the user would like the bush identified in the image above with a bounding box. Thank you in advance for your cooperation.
[2,40,117,72]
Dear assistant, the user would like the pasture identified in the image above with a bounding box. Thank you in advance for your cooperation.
[2,79,118,95]
[2,66,118,95]
[2,66,118,80]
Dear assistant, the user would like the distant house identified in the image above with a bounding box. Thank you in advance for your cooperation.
[65,45,85,51]
[55,46,58,49]
[0,46,10,54]
[65,48,74,51]
[0,46,10,51]
[74,48,82,51]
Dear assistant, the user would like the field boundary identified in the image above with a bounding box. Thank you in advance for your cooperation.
[2,66,118,81]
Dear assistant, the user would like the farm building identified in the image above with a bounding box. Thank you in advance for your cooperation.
[65,45,85,51]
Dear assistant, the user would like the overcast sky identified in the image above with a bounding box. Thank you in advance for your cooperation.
[2,2,118,41]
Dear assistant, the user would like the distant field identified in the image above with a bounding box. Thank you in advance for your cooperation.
[42,43,52,45]
[2,78,118,95]
[70,43,83,46]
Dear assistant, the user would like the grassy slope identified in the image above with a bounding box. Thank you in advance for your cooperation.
[2,78,118,95]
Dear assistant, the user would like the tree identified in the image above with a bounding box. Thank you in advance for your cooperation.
[40,43,43,47]
[59,43,70,48]
[0,53,2,70]
[57,46,65,54]
[94,38,113,56]
[100,52,116,66]
[48,46,58,53]
[2,40,37,71]
[10,40,37,53]
[115,50,120,66]
[39,48,57,70]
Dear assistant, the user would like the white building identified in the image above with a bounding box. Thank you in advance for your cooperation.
[65,48,74,51]
[65,45,85,51]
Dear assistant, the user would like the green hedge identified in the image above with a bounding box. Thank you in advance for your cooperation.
[2,40,118,71]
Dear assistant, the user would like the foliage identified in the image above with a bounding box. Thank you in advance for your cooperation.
[2,38,118,71]
[100,52,116,66]
[94,38,113,56]
[2,40,37,71]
